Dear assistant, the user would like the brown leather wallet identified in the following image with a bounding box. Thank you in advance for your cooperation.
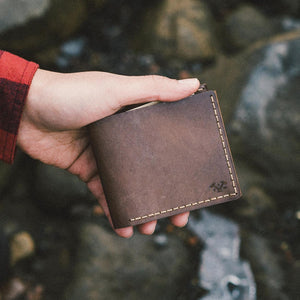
[89,85,241,228]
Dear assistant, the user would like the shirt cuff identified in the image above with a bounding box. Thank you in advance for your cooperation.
[0,50,39,164]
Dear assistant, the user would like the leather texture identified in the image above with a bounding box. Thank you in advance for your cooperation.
[89,90,241,228]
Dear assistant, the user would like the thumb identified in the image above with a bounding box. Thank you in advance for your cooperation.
[97,74,200,118]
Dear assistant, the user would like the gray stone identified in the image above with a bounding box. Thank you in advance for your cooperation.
[0,0,89,53]
[200,31,300,198]
[241,233,288,300]
[281,17,300,32]
[250,0,300,17]
[189,211,256,300]
[205,0,240,16]
[34,163,94,212]
[287,261,300,298]
[224,4,276,49]
[0,229,10,283]
[65,223,191,300]
[0,0,50,33]
[87,0,107,10]
[230,33,300,196]
[236,186,275,217]
[0,161,11,194]
[0,153,29,197]
[132,0,218,61]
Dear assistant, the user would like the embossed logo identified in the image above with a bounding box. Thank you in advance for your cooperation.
[210,181,227,192]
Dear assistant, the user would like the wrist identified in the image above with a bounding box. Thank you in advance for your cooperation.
[21,69,59,128]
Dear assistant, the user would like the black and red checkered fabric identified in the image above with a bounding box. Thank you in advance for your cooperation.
[0,51,39,163]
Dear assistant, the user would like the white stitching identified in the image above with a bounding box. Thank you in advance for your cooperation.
[129,94,238,223]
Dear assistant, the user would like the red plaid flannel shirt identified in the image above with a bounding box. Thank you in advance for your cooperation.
[0,51,39,164]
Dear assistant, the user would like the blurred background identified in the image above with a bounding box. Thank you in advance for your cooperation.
[0,0,299,299]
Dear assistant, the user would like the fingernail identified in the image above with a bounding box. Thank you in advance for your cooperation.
[178,78,200,86]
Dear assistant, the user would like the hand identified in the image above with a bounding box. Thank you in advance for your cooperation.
[17,69,200,237]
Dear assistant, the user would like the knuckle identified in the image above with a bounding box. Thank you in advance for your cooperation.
[148,74,165,85]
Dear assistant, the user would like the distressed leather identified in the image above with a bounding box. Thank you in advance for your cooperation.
[89,90,241,228]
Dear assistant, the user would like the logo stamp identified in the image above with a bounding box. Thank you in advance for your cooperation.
[210,181,227,192]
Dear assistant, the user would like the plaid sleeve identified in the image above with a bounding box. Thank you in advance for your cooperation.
[0,50,39,164]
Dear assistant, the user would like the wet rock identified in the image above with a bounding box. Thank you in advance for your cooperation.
[250,0,300,17]
[132,0,218,61]
[0,230,10,283]
[236,186,275,218]
[34,163,95,213]
[241,233,287,300]
[0,0,50,33]
[230,33,300,198]
[0,162,11,194]
[224,4,276,50]
[0,154,28,197]
[205,0,241,17]
[87,0,107,10]
[0,0,89,53]
[189,211,256,300]
[287,261,300,298]
[65,223,191,300]
[201,30,300,199]
[281,17,300,32]
[56,37,87,68]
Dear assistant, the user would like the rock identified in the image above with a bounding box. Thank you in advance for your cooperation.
[250,0,300,17]
[0,153,27,197]
[0,0,89,53]
[230,32,300,198]
[189,211,256,300]
[87,0,107,10]
[34,163,95,213]
[0,0,50,33]
[224,4,276,50]
[205,0,241,17]
[236,186,275,218]
[241,233,288,299]
[65,223,191,300]
[55,37,87,68]
[10,232,35,265]
[132,0,218,61]
[200,30,300,199]
[287,261,300,299]
[0,161,11,195]
[0,229,10,282]
[281,17,300,32]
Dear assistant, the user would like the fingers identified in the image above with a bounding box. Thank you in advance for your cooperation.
[115,227,134,238]
[170,212,190,227]
[47,72,200,129]
[83,73,200,122]
[138,220,157,235]
[137,213,189,235]
[112,214,187,237]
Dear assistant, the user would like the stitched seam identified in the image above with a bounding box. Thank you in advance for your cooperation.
[129,94,238,223]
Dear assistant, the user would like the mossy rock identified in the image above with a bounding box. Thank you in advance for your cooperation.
[0,0,88,54]
[132,0,218,61]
